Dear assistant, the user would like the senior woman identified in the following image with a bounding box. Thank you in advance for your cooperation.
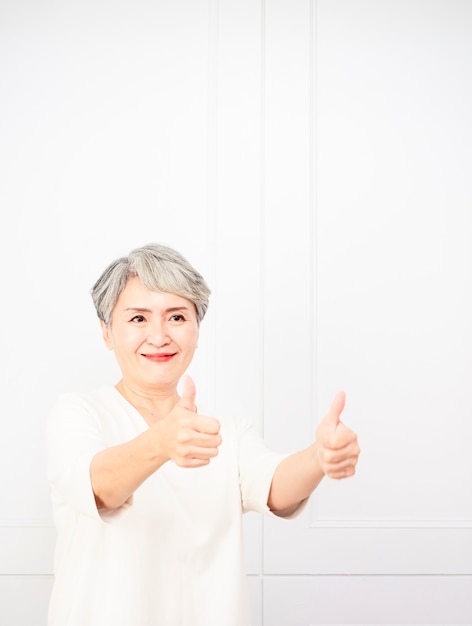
[47,242,360,626]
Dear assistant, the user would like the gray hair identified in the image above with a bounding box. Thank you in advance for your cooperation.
[91,243,211,326]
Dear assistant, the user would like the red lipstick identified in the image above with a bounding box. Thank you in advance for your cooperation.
[143,353,176,363]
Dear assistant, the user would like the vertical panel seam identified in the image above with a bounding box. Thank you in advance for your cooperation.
[207,0,219,411]
[260,0,266,442]
[311,0,319,525]
[260,1,266,623]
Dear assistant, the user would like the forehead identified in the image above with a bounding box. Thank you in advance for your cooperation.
[114,276,193,312]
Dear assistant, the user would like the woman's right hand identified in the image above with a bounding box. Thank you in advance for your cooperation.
[91,377,221,511]
[154,376,222,468]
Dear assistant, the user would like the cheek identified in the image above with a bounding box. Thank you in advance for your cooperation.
[111,326,145,352]
[184,328,199,351]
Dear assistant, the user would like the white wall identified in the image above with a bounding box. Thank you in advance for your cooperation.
[1,1,471,624]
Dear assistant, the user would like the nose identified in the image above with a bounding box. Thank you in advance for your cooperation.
[146,321,170,347]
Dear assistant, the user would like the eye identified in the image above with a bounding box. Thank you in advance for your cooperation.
[170,314,185,322]
[130,314,145,323]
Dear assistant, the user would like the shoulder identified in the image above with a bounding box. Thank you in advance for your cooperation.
[51,386,117,409]
[47,386,119,428]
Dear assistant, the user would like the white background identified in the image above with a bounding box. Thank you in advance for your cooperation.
[1,1,471,624]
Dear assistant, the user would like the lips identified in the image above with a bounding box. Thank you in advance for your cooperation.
[142,352,177,363]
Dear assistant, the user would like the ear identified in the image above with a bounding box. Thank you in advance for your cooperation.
[100,320,114,350]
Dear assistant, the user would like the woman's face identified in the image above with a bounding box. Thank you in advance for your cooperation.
[101,276,199,392]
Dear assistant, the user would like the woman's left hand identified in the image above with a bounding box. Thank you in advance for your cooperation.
[314,391,360,479]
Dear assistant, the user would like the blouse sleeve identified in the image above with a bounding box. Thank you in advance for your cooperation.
[236,417,309,519]
[47,392,105,522]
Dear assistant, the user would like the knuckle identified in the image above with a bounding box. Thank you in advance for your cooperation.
[175,444,191,460]
[323,450,336,464]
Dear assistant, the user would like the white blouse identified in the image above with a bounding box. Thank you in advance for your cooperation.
[47,386,292,626]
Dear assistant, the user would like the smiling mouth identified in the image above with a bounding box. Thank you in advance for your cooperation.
[142,353,177,362]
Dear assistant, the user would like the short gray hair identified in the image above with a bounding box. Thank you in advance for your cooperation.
[91,243,211,326]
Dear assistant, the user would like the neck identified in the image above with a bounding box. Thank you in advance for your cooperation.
[115,379,179,425]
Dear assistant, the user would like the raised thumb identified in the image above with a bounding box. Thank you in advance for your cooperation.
[326,390,345,429]
[178,375,197,412]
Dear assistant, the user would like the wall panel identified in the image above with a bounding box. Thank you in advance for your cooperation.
[263,0,314,452]
[314,0,472,528]
[0,577,53,626]
[210,0,265,576]
[263,575,472,625]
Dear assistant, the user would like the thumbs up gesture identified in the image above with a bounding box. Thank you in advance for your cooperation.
[315,391,360,479]
[178,375,198,412]
[157,376,222,468]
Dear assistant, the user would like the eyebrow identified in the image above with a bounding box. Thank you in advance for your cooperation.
[123,306,192,314]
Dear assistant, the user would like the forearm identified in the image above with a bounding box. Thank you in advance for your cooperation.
[90,430,168,511]
[267,443,325,513]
